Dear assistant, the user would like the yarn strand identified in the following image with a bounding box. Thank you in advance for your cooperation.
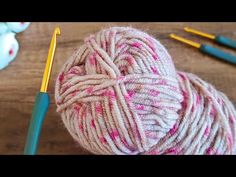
[55,27,236,155]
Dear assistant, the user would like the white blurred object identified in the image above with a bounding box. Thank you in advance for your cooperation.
[0,23,9,34]
[6,22,30,33]
[0,22,30,70]
[0,33,19,70]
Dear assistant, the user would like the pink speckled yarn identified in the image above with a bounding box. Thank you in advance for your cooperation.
[55,27,236,155]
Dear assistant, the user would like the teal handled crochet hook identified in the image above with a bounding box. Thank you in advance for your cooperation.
[24,27,60,155]
[184,27,236,49]
[170,34,236,65]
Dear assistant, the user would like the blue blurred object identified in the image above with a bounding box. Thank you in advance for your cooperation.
[0,22,30,70]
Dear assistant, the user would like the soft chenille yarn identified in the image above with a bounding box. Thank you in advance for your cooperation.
[55,27,236,155]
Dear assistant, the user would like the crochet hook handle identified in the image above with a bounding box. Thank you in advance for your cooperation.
[200,45,236,64]
[23,27,60,155]
[170,34,236,65]
[184,27,236,49]
[24,92,50,155]
[215,36,236,49]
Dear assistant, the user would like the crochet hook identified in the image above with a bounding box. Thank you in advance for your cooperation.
[24,27,60,155]
[170,34,236,65]
[184,27,236,49]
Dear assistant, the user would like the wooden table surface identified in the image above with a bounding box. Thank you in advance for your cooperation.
[0,22,236,155]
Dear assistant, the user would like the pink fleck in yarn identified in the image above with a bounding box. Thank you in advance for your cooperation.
[55,27,236,155]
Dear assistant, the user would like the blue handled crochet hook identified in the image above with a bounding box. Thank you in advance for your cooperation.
[184,27,236,50]
[24,27,60,155]
[170,34,236,65]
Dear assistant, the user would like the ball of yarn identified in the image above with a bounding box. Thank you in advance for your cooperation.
[55,27,236,155]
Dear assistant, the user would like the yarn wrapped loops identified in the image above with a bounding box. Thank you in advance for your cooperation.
[55,27,236,155]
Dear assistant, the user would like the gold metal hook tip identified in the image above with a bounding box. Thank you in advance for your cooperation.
[54,27,61,35]
[169,34,176,38]
[40,27,60,93]
[183,27,215,40]
[169,33,201,49]
[184,27,190,31]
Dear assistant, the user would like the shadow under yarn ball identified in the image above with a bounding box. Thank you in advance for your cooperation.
[55,27,236,155]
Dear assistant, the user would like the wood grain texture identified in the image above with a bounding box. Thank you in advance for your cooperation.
[0,22,236,154]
